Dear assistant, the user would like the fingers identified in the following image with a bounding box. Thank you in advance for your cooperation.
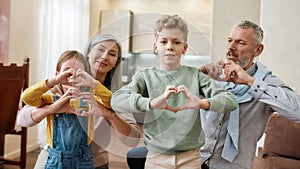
[217,59,226,67]
[165,104,177,113]
[223,60,248,83]
[200,66,208,74]
[164,85,178,98]
[71,69,96,88]
[74,69,88,77]
[165,85,177,92]
[61,69,75,84]
[201,63,225,81]
[74,102,100,117]
[77,92,95,104]
[64,87,81,98]
[62,86,96,116]
[51,95,73,114]
[176,85,186,92]
[224,60,239,81]
[177,85,193,98]
[151,85,201,112]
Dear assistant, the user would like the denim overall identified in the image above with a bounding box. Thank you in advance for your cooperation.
[45,96,94,169]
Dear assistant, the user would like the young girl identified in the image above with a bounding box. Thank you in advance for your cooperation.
[21,50,112,169]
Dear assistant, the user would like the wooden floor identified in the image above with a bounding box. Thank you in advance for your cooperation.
[0,124,144,169]
[0,148,40,169]
[0,148,130,169]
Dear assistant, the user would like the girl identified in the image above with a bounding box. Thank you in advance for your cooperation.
[21,50,110,168]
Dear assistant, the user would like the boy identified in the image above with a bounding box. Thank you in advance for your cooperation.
[111,15,237,169]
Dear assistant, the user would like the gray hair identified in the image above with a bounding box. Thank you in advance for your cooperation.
[82,33,122,91]
[237,20,264,44]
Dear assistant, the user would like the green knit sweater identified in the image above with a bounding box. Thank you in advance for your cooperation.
[111,65,237,154]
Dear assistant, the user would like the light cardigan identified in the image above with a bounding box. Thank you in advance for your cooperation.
[21,80,112,147]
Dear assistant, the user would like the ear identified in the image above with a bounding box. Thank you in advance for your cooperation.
[55,71,59,76]
[253,44,264,57]
[153,42,158,54]
[182,43,188,54]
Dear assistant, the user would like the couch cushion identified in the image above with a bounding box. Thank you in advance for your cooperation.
[263,113,300,159]
[253,147,300,169]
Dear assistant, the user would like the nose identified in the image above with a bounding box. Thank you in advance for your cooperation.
[101,52,109,59]
[227,41,236,50]
[166,41,174,51]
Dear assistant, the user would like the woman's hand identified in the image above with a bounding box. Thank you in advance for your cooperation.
[48,88,75,115]
[71,69,98,90]
[77,92,116,120]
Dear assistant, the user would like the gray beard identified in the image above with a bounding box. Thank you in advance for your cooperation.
[237,57,251,69]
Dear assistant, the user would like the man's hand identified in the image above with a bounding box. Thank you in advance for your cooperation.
[224,60,255,86]
[200,60,226,81]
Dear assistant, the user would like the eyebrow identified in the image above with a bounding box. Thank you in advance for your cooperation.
[159,36,184,41]
[99,44,118,53]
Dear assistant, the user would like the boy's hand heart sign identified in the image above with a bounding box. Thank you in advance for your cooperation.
[150,85,202,113]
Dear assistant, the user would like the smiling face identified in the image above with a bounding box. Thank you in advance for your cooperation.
[87,40,119,81]
[154,28,188,70]
[226,26,263,70]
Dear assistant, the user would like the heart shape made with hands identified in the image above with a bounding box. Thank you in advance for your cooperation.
[164,86,189,113]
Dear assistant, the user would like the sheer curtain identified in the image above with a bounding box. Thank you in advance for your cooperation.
[40,0,90,80]
[38,0,90,147]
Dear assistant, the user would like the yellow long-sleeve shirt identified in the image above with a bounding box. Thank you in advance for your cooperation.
[21,80,112,147]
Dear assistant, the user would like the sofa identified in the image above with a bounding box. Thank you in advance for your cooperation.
[253,113,300,169]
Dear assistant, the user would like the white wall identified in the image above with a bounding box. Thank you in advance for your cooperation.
[90,0,212,54]
[211,0,300,92]
[211,0,261,62]
[261,0,300,91]
[89,0,110,36]
[5,0,43,158]
[9,0,44,84]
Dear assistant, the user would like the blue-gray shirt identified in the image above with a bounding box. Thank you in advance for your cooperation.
[200,62,300,169]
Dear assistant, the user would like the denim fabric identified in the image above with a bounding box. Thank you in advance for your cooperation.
[53,114,89,151]
[46,145,94,169]
[46,111,94,169]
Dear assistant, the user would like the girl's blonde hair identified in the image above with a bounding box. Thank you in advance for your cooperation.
[56,50,90,74]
